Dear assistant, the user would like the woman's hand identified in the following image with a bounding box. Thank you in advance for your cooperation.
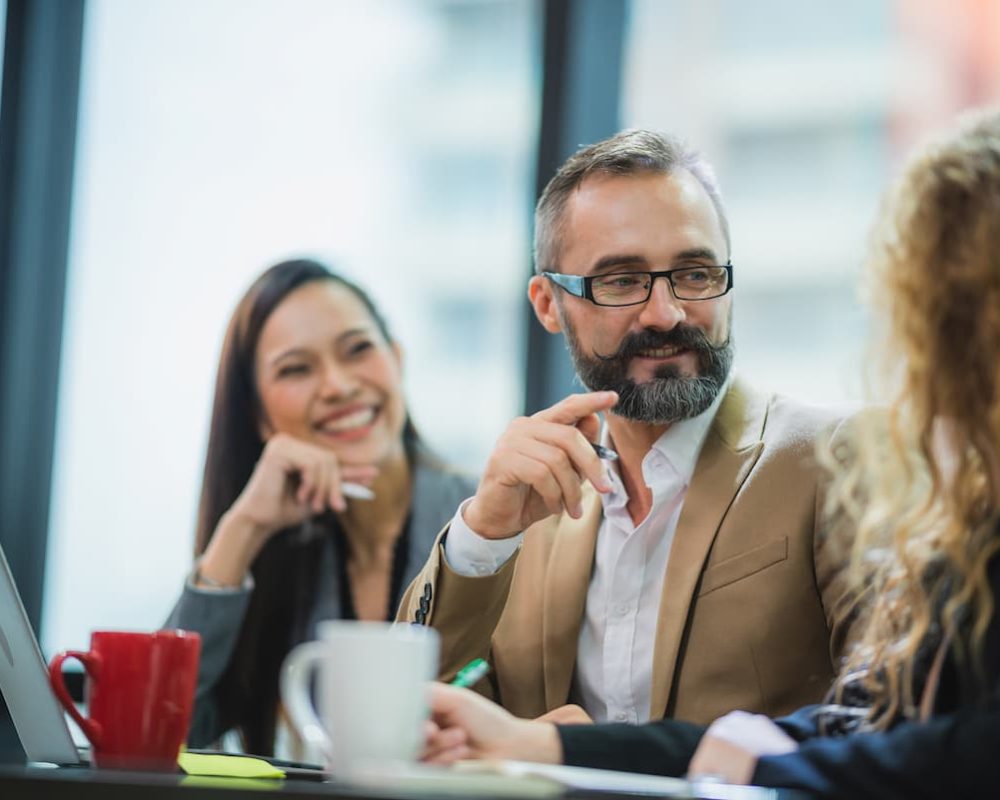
[196,433,377,586]
[463,392,618,540]
[687,711,798,785]
[423,684,563,765]
[534,704,593,725]
[230,433,376,529]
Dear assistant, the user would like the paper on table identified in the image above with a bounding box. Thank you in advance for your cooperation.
[178,751,286,780]
[348,760,692,798]
[456,760,694,797]
[345,761,561,797]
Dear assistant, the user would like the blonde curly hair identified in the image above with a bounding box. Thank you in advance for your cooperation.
[826,107,1000,731]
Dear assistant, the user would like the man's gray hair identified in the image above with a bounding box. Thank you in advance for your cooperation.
[533,129,731,272]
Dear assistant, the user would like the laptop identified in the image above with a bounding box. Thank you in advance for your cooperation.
[0,541,82,765]
[0,541,334,780]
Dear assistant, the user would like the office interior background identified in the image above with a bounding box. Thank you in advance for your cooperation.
[1,0,998,732]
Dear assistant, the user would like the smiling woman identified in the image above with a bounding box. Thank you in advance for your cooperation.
[254,281,408,473]
[164,260,476,757]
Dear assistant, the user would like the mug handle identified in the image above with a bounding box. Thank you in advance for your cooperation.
[48,650,103,748]
[280,641,333,765]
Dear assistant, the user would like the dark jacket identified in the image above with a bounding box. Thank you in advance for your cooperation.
[560,554,1000,799]
[166,458,476,747]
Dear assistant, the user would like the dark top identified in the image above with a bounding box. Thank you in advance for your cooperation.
[559,553,1000,799]
[165,458,476,747]
[333,510,411,622]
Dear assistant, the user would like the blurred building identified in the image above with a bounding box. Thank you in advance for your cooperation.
[625,0,1000,406]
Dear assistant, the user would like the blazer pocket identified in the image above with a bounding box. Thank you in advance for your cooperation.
[698,537,788,597]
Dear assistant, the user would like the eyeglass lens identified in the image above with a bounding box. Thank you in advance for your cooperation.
[591,267,729,305]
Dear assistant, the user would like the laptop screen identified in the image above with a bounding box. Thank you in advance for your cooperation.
[0,542,81,764]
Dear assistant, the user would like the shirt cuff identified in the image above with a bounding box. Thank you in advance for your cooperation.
[443,498,523,577]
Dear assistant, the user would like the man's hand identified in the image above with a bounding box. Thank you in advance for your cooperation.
[687,711,797,785]
[422,684,563,765]
[463,392,618,539]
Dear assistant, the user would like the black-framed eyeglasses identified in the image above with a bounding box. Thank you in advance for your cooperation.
[542,264,733,307]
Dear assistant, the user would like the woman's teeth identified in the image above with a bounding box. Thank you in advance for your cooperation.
[317,408,376,433]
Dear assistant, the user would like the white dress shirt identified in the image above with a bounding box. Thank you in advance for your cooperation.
[444,384,727,723]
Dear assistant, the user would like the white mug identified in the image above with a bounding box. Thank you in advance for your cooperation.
[280,621,439,776]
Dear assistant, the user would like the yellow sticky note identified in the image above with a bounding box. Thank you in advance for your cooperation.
[177,752,286,780]
[180,776,282,792]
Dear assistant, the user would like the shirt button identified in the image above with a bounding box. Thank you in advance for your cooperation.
[475,565,488,575]
[615,603,629,616]
[615,712,628,722]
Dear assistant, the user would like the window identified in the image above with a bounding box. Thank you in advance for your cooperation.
[42,0,539,652]
[623,0,1000,407]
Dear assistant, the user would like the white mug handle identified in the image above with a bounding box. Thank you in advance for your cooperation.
[280,640,333,765]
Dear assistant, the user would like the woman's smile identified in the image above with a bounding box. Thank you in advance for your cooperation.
[312,403,380,443]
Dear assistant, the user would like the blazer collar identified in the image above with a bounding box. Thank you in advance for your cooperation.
[541,481,603,709]
[538,378,769,714]
[648,377,768,718]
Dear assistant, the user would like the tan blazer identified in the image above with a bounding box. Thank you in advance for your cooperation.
[399,379,850,725]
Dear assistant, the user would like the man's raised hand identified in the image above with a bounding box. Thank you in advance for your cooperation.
[463,391,618,540]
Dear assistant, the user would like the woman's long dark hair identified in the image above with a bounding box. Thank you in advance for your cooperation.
[194,258,420,754]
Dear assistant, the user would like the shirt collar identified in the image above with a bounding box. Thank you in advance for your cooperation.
[647,373,731,484]
[600,374,733,507]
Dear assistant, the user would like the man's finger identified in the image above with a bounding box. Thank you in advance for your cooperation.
[512,437,586,516]
[529,422,611,495]
[575,412,602,447]
[533,391,618,426]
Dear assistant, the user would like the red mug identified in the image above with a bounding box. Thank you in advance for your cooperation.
[48,630,201,771]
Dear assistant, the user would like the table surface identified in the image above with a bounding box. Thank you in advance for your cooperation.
[0,764,811,800]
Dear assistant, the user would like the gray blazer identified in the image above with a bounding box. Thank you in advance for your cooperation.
[165,456,477,747]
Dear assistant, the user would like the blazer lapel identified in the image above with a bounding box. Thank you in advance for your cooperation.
[542,481,603,709]
[648,379,767,718]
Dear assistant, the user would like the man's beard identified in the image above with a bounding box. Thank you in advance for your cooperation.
[564,321,734,424]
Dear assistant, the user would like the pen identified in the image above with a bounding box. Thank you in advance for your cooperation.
[591,441,619,461]
[450,658,490,689]
[341,482,375,501]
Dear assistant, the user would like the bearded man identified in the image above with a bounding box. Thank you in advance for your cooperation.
[399,130,850,726]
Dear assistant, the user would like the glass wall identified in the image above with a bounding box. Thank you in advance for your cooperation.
[623,0,1000,408]
[43,0,539,652]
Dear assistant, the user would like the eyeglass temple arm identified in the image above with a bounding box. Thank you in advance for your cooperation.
[543,272,586,298]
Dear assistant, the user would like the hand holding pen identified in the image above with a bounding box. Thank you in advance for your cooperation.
[197,434,378,587]
[590,442,619,461]
[462,391,619,541]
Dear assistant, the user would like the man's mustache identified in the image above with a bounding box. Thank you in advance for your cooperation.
[593,325,727,363]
